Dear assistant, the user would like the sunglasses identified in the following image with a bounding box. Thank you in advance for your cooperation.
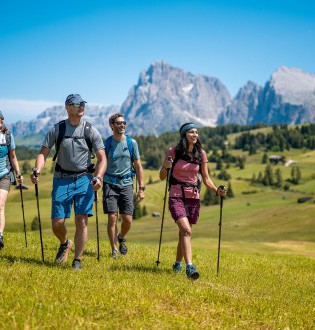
[70,102,86,108]
[115,121,126,126]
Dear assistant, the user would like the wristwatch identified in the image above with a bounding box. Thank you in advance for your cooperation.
[139,185,146,191]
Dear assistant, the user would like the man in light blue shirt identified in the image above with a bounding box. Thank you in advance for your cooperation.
[103,113,145,258]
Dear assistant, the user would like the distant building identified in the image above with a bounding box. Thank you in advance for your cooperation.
[269,155,286,165]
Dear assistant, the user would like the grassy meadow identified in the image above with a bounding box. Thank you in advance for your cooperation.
[1,145,315,329]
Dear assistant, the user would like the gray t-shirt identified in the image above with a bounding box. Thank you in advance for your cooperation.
[104,136,140,187]
[43,119,104,173]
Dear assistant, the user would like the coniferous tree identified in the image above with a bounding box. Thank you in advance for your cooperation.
[22,160,32,174]
[275,168,283,187]
[133,202,142,219]
[216,159,223,170]
[226,181,235,198]
[203,189,219,206]
[203,189,211,206]
[257,171,263,184]
[142,205,148,216]
[290,166,296,183]
[262,153,268,164]
[296,166,302,184]
[262,164,274,186]
[251,173,256,184]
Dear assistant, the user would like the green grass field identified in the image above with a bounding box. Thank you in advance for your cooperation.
[1,147,315,328]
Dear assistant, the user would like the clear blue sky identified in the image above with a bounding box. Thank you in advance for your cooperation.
[1,0,314,123]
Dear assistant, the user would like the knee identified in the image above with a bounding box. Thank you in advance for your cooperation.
[75,216,88,229]
[181,227,191,237]
[108,213,118,225]
[0,204,5,212]
[51,219,64,230]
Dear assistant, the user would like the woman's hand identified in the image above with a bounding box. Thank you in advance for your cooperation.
[216,185,227,197]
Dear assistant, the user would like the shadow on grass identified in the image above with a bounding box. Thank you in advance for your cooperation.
[109,263,172,274]
[0,254,53,267]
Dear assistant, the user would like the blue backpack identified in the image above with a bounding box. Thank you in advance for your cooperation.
[105,135,135,180]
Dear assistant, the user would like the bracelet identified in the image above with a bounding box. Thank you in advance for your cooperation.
[93,176,102,182]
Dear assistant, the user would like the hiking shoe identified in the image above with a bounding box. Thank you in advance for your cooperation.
[0,236,4,250]
[117,234,128,255]
[111,249,120,259]
[186,264,200,280]
[72,259,82,271]
[172,262,183,273]
[55,240,73,264]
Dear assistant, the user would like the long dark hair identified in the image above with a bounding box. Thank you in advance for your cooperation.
[176,123,203,163]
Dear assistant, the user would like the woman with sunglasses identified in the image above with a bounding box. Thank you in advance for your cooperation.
[159,123,226,280]
[0,111,23,250]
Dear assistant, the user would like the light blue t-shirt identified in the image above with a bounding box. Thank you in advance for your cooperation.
[104,136,140,187]
[0,131,15,179]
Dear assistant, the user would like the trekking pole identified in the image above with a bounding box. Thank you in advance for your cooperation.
[33,168,44,262]
[18,174,27,248]
[216,185,226,277]
[156,156,172,267]
[93,179,100,261]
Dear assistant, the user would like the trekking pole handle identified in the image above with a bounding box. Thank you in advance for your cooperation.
[216,185,226,196]
[32,167,39,177]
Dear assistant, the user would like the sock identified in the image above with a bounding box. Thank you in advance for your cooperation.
[61,239,68,247]
[174,261,181,266]
[186,263,193,267]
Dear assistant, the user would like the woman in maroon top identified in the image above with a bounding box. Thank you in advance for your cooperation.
[159,123,226,280]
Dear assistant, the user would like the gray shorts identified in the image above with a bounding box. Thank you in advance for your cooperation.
[103,183,134,215]
[0,176,11,192]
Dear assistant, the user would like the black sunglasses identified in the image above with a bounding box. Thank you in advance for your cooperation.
[115,121,126,126]
[70,102,86,108]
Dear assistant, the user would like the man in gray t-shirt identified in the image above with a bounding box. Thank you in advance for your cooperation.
[30,94,107,270]
[103,113,145,258]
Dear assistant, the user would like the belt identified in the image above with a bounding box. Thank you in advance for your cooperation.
[54,171,90,179]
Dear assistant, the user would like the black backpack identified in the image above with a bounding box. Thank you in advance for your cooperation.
[52,120,94,161]
[169,148,202,192]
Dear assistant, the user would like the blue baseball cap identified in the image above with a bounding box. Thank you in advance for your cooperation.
[0,111,4,120]
[65,94,87,106]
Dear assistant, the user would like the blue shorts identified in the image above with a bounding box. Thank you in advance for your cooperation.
[51,175,94,219]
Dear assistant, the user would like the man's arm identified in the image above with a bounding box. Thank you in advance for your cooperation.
[134,158,145,202]
[92,148,107,191]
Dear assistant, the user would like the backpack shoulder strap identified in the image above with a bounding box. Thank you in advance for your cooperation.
[84,121,93,153]
[168,148,181,190]
[5,130,11,148]
[105,135,113,157]
[125,135,134,163]
[53,120,66,161]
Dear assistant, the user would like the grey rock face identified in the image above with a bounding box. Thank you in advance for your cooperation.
[253,67,315,125]
[10,105,120,138]
[220,67,315,125]
[120,61,232,135]
[218,81,262,125]
[8,64,315,140]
